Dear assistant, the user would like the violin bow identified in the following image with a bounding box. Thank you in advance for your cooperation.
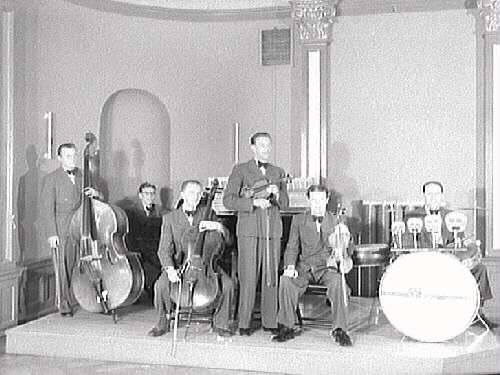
[334,207,349,307]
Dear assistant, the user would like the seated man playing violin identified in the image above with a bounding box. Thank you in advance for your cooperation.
[398,181,496,329]
[148,179,235,338]
[272,184,355,346]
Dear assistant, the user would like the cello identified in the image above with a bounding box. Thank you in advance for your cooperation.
[70,133,144,321]
[169,180,225,330]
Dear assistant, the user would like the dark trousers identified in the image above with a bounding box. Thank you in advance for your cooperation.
[153,271,234,330]
[471,263,492,304]
[237,236,281,329]
[51,236,76,313]
[277,269,349,331]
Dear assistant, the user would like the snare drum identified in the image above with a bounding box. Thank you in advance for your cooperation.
[352,244,390,266]
[379,251,479,342]
[348,244,390,297]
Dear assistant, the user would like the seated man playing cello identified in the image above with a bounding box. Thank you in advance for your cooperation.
[272,184,355,346]
[148,179,235,338]
[399,181,496,328]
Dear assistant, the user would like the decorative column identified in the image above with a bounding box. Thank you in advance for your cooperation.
[1,8,24,333]
[290,0,337,184]
[477,0,500,254]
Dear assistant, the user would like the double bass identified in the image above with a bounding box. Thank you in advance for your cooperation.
[70,133,144,321]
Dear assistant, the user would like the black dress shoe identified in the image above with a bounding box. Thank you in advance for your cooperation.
[263,327,280,335]
[60,311,73,317]
[216,328,234,337]
[272,327,295,343]
[331,328,352,347]
[148,327,168,337]
[239,328,252,336]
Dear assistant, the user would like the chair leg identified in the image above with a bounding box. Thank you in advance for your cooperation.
[296,305,303,327]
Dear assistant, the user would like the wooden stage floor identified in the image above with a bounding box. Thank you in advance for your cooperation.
[5,296,500,375]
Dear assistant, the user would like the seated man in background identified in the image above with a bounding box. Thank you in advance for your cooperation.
[125,182,162,300]
[400,181,496,328]
[148,180,235,338]
[272,184,355,346]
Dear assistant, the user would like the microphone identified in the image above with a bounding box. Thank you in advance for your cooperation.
[391,221,405,249]
[407,217,423,249]
[424,214,442,248]
[445,211,467,249]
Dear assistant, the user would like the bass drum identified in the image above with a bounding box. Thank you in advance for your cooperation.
[379,251,479,342]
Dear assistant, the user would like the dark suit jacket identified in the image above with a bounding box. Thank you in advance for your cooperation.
[223,159,289,238]
[125,200,162,257]
[39,166,82,240]
[284,211,354,276]
[157,207,231,269]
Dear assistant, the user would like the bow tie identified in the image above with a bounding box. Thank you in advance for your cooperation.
[257,161,268,169]
[429,210,440,215]
[145,205,154,212]
[65,169,76,176]
[312,215,323,223]
[184,210,196,217]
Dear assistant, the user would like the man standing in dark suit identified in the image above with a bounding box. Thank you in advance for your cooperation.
[272,184,354,346]
[39,143,101,316]
[125,182,162,298]
[402,181,496,328]
[223,132,289,336]
[148,180,235,338]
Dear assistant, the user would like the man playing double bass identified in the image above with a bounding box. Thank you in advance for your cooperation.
[149,180,235,337]
[223,132,289,336]
[40,143,102,317]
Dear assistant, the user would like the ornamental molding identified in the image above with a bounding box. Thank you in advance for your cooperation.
[290,0,338,43]
[477,0,499,32]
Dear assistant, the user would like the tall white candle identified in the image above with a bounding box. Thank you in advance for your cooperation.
[45,111,53,158]
[234,122,240,164]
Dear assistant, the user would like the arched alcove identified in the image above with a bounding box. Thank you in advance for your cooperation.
[99,89,171,206]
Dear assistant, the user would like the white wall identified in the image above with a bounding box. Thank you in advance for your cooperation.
[328,10,477,214]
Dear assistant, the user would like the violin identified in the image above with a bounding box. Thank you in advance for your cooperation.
[327,205,353,274]
[240,174,292,202]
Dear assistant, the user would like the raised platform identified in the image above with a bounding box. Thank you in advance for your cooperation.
[5,297,499,375]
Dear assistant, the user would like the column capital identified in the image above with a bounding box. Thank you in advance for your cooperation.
[290,0,338,43]
[477,0,499,32]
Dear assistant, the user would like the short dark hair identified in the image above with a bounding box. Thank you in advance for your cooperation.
[422,181,444,194]
[250,132,272,145]
[180,179,202,192]
[138,182,156,194]
[57,143,76,156]
[306,184,329,198]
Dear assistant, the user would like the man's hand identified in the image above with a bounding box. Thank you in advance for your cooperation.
[283,265,298,278]
[48,235,59,249]
[199,220,223,233]
[84,187,102,199]
[266,184,279,198]
[165,266,180,283]
[253,198,271,209]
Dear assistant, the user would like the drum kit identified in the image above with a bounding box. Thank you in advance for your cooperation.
[353,205,486,343]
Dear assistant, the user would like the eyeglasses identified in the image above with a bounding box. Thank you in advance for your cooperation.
[140,191,156,196]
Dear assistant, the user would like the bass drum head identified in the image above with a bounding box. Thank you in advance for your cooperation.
[379,251,479,343]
